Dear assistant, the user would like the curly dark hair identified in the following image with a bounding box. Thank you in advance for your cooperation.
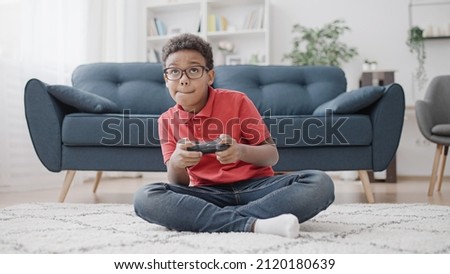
[161,33,214,70]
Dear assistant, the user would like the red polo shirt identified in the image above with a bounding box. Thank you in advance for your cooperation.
[158,87,274,186]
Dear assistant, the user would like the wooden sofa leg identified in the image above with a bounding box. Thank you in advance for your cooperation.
[359,170,375,203]
[92,171,103,193]
[428,144,443,196]
[59,170,76,203]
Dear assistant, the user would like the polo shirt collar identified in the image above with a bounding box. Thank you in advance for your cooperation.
[174,86,216,123]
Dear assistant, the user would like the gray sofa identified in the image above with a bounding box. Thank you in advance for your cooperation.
[24,63,405,202]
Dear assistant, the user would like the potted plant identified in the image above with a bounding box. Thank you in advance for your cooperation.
[406,26,427,92]
[363,59,378,71]
[283,19,358,66]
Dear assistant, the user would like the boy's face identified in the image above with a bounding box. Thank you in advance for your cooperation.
[164,49,215,113]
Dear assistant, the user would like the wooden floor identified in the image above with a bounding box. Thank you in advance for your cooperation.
[0,172,449,208]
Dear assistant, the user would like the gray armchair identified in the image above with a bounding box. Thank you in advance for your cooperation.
[416,75,450,196]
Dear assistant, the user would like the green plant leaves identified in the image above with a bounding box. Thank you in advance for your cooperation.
[283,19,358,66]
[406,26,427,91]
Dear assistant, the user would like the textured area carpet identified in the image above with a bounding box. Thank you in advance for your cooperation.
[1,203,449,253]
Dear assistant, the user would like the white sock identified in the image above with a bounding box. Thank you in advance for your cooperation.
[254,214,300,238]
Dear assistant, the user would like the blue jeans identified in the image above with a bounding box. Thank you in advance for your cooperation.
[133,170,334,233]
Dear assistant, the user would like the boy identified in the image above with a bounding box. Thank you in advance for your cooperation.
[134,33,334,238]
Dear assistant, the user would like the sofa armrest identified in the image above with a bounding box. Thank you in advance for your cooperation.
[367,83,405,171]
[24,79,71,172]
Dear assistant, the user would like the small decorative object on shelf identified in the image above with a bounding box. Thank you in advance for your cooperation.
[248,53,265,65]
[363,60,378,72]
[217,40,235,65]
[218,40,234,54]
[423,24,450,38]
[225,55,242,65]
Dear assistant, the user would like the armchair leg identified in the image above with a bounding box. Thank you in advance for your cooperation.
[359,170,375,203]
[92,171,103,193]
[436,146,448,192]
[428,144,443,196]
[59,170,76,203]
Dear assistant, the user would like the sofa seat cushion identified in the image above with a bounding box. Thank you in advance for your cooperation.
[264,114,372,147]
[431,124,450,136]
[62,113,160,147]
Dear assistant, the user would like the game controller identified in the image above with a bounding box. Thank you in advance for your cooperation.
[187,138,230,154]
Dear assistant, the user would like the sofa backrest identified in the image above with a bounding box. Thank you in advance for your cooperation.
[213,65,347,115]
[72,62,174,114]
[72,63,347,116]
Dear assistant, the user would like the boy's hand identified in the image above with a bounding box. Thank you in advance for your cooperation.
[171,138,202,168]
[215,134,242,165]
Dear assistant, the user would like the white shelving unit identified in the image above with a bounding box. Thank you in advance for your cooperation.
[143,0,270,65]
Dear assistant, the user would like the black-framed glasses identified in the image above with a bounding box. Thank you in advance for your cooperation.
[164,66,209,81]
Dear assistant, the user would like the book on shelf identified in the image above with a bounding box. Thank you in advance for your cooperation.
[243,7,264,30]
[208,14,216,32]
[147,17,167,36]
[218,16,228,31]
[154,18,167,36]
[207,14,229,32]
[197,14,202,32]
[147,17,158,36]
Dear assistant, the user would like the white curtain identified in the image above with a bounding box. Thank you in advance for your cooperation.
[0,0,131,190]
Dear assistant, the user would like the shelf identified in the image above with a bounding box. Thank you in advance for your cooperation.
[147,30,267,42]
[409,1,450,7]
[147,33,202,42]
[408,1,450,37]
[207,29,266,37]
[144,0,270,65]
[146,0,202,12]
[424,35,450,40]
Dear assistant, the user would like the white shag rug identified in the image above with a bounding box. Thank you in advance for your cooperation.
[0,203,449,254]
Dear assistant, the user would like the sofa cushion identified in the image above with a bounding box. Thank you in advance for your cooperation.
[62,113,372,149]
[62,113,160,147]
[431,124,450,136]
[48,85,120,113]
[264,114,372,147]
[213,65,346,115]
[72,63,175,114]
[313,86,385,115]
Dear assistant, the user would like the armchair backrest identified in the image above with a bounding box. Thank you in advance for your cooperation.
[72,63,174,114]
[423,75,450,125]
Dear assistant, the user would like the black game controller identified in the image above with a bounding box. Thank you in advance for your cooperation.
[187,138,230,154]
